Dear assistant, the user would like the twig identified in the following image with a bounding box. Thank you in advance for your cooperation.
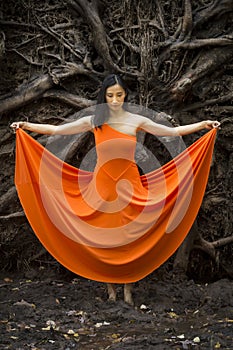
[182,92,233,112]
[43,89,95,108]
[0,20,37,29]
[36,20,83,61]
[212,236,233,248]
[173,36,233,50]
[155,0,168,38]
[179,0,193,41]
[10,49,43,67]
[11,34,42,49]
[0,212,25,220]
[29,248,47,262]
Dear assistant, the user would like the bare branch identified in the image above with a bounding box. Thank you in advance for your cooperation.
[179,0,193,41]
[0,212,25,220]
[0,63,92,114]
[193,0,233,29]
[173,36,233,50]
[212,236,233,248]
[0,74,53,115]
[110,25,141,35]
[0,19,37,30]
[182,92,233,112]
[28,248,47,262]
[36,20,83,61]
[171,46,233,100]
[12,35,43,51]
[11,49,43,67]
[49,62,92,81]
[194,238,216,259]
[0,187,17,213]
[155,0,168,39]
[43,90,95,109]
[67,0,120,72]
[117,35,140,53]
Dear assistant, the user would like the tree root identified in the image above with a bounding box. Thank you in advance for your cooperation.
[0,187,17,213]
[181,92,233,112]
[0,211,25,220]
[171,47,233,100]
[0,64,93,115]
[67,0,119,72]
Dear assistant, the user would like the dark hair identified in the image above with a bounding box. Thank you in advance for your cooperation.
[93,74,129,128]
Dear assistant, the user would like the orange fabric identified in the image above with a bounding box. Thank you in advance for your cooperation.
[15,125,217,283]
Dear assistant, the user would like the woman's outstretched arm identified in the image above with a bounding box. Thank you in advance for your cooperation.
[138,117,220,137]
[10,115,93,135]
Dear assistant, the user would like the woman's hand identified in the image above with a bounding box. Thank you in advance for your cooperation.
[205,120,221,129]
[10,121,26,132]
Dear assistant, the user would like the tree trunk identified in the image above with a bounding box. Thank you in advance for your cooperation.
[0,0,232,281]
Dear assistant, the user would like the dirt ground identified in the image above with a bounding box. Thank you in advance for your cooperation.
[0,267,232,350]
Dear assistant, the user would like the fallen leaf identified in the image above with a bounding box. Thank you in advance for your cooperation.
[13,300,36,308]
[95,321,110,328]
[95,323,103,328]
[193,336,200,343]
[17,322,31,330]
[177,334,185,339]
[111,333,120,339]
[71,278,80,284]
[77,310,86,316]
[46,319,59,330]
[168,311,179,319]
[215,342,221,348]
[218,318,233,323]
[4,278,13,283]
[78,328,90,335]
[42,320,57,331]
[0,320,8,324]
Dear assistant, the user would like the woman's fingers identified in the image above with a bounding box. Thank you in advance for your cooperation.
[10,122,19,132]
[212,121,221,128]
[206,120,221,129]
[10,121,24,131]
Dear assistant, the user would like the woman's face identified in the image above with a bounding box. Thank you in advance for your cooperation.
[105,84,126,111]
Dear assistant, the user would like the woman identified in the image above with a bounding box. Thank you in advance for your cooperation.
[10,74,220,305]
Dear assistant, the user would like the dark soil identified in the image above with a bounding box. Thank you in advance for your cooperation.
[0,267,232,350]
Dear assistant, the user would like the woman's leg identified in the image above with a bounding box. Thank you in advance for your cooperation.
[124,283,134,305]
[107,283,116,301]
[107,283,134,305]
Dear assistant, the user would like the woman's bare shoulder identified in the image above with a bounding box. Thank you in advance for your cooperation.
[126,112,149,127]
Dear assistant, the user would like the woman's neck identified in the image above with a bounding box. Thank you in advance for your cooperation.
[108,108,127,122]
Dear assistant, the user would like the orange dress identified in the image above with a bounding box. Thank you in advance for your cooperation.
[15,125,217,283]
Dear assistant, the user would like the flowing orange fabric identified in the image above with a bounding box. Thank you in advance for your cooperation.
[15,125,217,283]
